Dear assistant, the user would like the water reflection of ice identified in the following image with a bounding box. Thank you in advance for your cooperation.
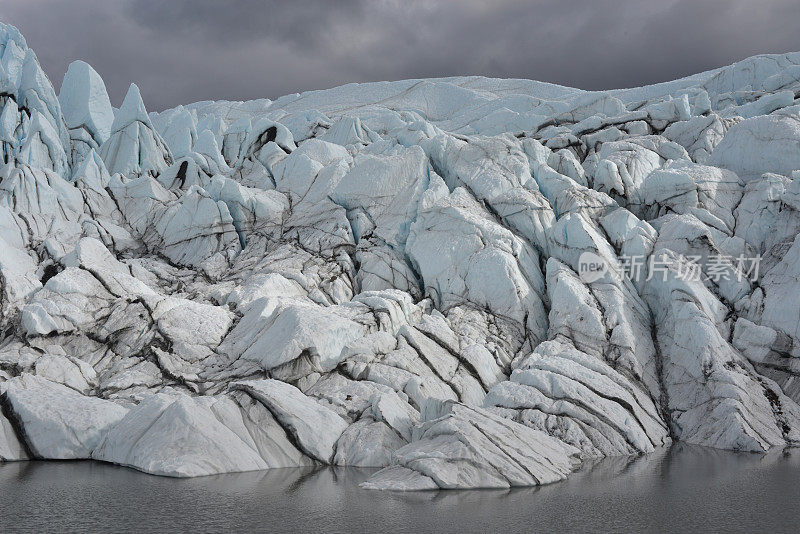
[2,446,800,532]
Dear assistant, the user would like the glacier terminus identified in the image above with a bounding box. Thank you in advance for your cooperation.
[2,20,800,491]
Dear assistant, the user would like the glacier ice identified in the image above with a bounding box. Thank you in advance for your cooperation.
[58,60,114,163]
[2,21,800,488]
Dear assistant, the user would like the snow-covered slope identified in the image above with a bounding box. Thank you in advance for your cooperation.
[2,21,800,488]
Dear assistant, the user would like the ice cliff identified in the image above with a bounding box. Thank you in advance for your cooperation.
[2,21,800,489]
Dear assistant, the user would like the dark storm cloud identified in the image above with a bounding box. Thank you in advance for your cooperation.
[124,0,369,50]
[1,0,799,111]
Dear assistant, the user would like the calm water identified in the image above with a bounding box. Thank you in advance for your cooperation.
[1,444,799,533]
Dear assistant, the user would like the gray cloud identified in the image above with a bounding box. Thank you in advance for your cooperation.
[124,0,369,49]
[1,0,799,111]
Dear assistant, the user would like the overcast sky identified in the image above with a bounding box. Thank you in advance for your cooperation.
[2,0,800,111]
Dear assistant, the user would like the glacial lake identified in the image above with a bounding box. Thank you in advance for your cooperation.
[2,444,799,533]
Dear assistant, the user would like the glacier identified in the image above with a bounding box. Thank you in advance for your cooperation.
[2,20,800,489]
